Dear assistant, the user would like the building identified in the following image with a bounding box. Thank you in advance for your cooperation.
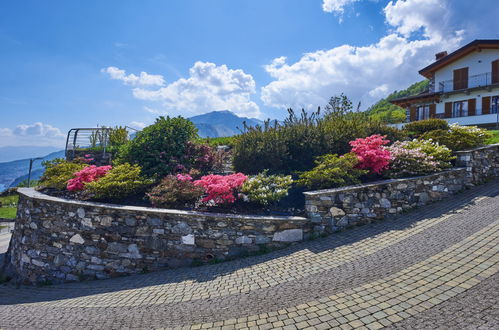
[391,40,499,128]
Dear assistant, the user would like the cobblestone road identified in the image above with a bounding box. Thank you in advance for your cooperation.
[0,181,498,329]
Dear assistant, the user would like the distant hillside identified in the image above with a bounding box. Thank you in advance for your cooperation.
[0,146,61,163]
[0,150,64,191]
[367,80,430,123]
[189,110,263,138]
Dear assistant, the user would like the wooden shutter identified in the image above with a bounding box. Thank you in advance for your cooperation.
[444,102,453,118]
[429,104,436,118]
[453,67,468,90]
[468,98,476,116]
[492,60,499,84]
[482,96,491,114]
[409,106,417,121]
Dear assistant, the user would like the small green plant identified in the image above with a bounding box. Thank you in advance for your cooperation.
[404,118,449,137]
[297,153,367,190]
[84,163,152,200]
[241,170,293,206]
[147,174,204,208]
[421,124,492,151]
[39,159,87,190]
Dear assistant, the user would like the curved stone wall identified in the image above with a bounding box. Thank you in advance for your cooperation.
[4,189,311,284]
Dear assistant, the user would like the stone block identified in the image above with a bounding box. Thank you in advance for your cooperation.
[69,234,85,244]
[273,229,303,242]
[172,222,193,235]
[235,236,253,245]
[181,234,195,245]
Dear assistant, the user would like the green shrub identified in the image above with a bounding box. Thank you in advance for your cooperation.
[485,130,499,145]
[39,159,86,190]
[147,175,204,208]
[404,118,449,137]
[109,126,129,146]
[420,124,492,151]
[241,170,293,206]
[233,95,405,175]
[297,153,367,190]
[199,136,237,148]
[403,139,455,168]
[115,116,199,178]
[84,163,152,200]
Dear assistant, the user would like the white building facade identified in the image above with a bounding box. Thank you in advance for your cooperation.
[391,40,499,128]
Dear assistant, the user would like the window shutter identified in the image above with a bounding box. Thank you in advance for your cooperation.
[444,102,452,118]
[453,67,468,90]
[482,96,491,114]
[429,104,436,118]
[492,60,499,84]
[409,106,417,121]
[468,98,476,116]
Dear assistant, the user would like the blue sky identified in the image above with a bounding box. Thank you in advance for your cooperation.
[0,0,497,147]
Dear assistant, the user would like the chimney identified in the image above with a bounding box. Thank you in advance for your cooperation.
[435,51,448,61]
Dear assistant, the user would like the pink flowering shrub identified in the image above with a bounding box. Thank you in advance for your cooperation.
[349,134,391,174]
[194,173,248,204]
[67,165,112,191]
[176,173,193,182]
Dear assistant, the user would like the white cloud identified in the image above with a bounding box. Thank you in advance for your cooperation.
[101,66,165,86]
[129,121,147,129]
[131,61,261,118]
[384,0,451,38]
[0,122,65,147]
[261,0,469,111]
[322,0,361,14]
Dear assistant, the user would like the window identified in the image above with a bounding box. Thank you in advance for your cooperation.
[417,105,430,120]
[452,101,468,117]
[492,96,499,114]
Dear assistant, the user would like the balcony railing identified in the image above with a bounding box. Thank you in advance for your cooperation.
[438,72,497,92]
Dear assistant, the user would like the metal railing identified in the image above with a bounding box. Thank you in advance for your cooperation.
[438,72,497,92]
[65,128,112,161]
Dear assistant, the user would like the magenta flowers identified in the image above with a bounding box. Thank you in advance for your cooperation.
[67,165,112,191]
[349,134,391,174]
[194,173,247,204]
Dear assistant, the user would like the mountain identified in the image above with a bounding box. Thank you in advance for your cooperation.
[189,110,263,137]
[366,80,430,124]
[0,150,65,192]
[0,146,61,163]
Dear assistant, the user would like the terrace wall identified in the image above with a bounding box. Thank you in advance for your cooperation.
[3,189,311,284]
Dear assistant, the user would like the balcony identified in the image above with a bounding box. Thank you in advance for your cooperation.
[438,72,498,93]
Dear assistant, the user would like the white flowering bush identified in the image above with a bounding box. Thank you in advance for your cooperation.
[386,142,440,178]
[403,139,455,168]
[241,171,293,206]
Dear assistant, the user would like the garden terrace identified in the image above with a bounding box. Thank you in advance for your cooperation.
[4,188,311,284]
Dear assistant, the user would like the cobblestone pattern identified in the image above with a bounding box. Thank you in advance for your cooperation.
[0,180,497,329]
[304,169,467,232]
[456,143,499,185]
[3,188,311,284]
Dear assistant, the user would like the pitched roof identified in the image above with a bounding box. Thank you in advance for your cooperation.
[419,39,499,78]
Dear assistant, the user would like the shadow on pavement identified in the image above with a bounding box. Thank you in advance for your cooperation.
[0,180,497,306]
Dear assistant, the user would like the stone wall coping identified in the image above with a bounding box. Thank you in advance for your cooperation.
[303,168,466,197]
[455,143,499,154]
[17,188,307,222]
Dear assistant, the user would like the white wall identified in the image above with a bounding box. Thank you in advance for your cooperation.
[436,86,499,114]
[434,49,499,88]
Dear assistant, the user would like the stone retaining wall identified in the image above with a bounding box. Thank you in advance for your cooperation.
[304,169,468,233]
[3,189,311,284]
[456,143,499,185]
[304,144,499,233]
